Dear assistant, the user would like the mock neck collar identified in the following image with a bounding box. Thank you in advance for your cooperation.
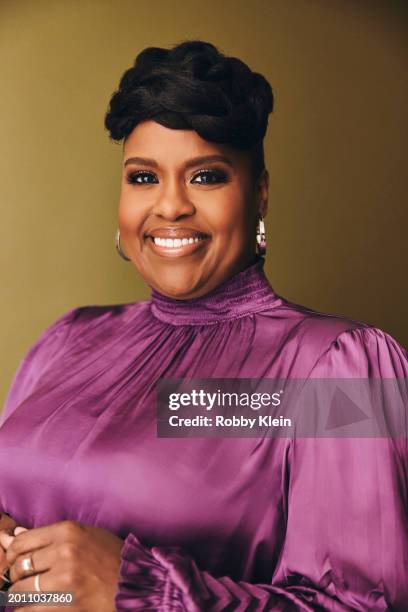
[149,255,281,326]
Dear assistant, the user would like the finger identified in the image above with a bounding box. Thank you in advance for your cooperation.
[8,572,49,593]
[0,531,14,550]
[0,531,9,574]
[13,527,28,536]
[0,553,11,574]
[6,524,58,565]
[6,520,85,566]
[0,526,29,551]
[9,545,54,584]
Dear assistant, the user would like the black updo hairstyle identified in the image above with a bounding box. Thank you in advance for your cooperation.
[104,39,274,182]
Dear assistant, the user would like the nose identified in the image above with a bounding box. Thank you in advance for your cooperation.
[152,177,196,221]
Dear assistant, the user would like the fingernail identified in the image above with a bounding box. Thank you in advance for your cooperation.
[13,527,27,536]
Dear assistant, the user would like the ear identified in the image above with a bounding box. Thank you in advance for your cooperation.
[255,168,269,218]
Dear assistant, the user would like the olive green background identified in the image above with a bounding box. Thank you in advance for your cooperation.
[1,0,407,410]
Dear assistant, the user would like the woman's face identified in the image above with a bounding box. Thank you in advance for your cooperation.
[118,120,269,299]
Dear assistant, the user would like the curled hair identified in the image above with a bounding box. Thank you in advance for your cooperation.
[104,39,274,179]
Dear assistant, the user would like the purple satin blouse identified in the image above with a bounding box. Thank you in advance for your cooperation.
[0,255,407,611]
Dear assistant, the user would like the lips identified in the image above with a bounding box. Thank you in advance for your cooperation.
[144,226,211,258]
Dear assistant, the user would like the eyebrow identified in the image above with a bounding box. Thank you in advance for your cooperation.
[123,154,234,170]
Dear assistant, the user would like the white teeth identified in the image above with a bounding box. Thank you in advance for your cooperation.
[152,236,206,248]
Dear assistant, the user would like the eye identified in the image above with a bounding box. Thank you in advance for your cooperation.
[125,170,158,185]
[125,167,229,186]
[191,168,228,185]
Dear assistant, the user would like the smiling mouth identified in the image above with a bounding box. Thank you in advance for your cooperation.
[144,233,211,257]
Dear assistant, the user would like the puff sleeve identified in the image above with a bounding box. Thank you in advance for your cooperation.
[114,326,408,611]
[1,306,81,425]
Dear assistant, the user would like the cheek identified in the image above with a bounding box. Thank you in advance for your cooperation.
[207,187,239,218]
[118,192,144,231]
[207,196,253,238]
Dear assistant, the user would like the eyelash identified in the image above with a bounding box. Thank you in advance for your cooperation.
[125,168,228,186]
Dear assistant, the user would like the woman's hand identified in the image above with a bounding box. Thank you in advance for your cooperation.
[0,520,124,611]
[0,512,21,590]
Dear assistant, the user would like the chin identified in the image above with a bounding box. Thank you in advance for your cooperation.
[157,285,198,300]
[151,273,203,300]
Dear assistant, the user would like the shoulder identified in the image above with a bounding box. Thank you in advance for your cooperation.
[272,295,369,364]
[59,300,151,346]
[309,324,408,378]
[274,296,408,377]
[52,300,150,337]
[1,301,148,423]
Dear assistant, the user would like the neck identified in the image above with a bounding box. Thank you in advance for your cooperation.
[149,255,281,326]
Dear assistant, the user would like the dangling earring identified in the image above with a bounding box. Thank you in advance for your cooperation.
[256,216,266,256]
[115,228,131,261]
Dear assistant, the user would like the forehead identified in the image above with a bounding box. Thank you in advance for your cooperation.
[122,120,249,171]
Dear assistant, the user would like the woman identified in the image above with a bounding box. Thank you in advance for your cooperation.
[0,39,407,612]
